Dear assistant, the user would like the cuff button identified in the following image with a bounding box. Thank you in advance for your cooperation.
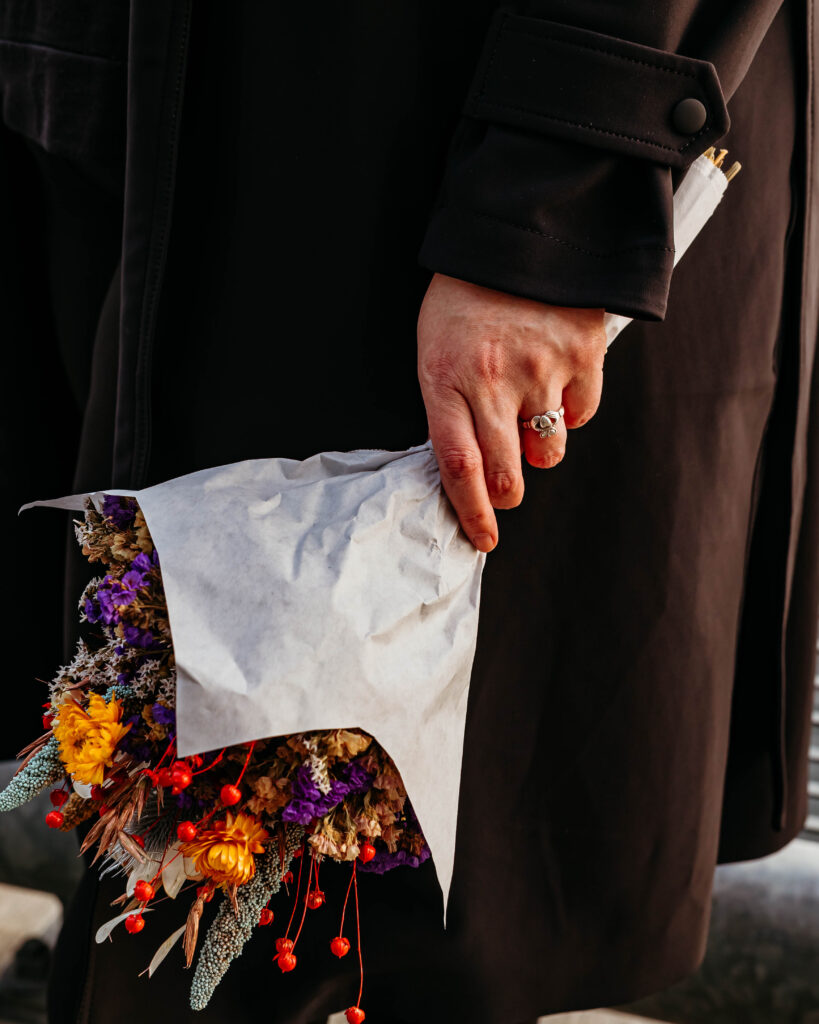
[672,97,707,134]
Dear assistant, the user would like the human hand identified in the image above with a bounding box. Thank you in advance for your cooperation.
[417,273,606,552]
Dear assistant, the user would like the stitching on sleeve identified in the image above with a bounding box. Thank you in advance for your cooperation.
[444,205,675,257]
[490,24,699,81]
[475,99,709,153]
[476,13,710,155]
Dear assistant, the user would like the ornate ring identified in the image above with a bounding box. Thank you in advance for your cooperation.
[519,406,564,439]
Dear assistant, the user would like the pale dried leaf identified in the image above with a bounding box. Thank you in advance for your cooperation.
[147,925,186,978]
[95,908,152,944]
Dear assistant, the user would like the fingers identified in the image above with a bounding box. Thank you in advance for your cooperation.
[473,398,526,510]
[425,391,500,553]
[562,365,604,428]
[520,396,568,470]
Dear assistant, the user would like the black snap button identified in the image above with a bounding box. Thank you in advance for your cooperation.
[672,97,707,134]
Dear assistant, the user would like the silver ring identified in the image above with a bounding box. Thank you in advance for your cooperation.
[519,406,564,439]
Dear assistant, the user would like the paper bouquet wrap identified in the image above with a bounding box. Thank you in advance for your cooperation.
[1,147,740,1019]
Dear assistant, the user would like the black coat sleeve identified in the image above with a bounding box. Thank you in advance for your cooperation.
[418,0,784,321]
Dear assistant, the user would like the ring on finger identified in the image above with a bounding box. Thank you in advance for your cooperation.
[519,406,564,439]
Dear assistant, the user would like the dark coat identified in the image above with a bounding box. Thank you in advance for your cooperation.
[1,1,817,1022]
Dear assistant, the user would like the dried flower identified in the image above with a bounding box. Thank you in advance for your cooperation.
[181,812,268,888]
[190,827,304,1011]
[53,693,131,785]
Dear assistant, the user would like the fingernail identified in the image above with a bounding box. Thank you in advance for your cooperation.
[473,533,496,553]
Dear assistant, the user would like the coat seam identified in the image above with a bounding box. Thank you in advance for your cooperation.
[492,22,701,80]
[0,35,122,64]
[131,2,192,488]
[473,98,711,154]
[439,203,675,257]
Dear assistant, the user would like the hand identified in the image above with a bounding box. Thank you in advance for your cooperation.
[417,273,606,552]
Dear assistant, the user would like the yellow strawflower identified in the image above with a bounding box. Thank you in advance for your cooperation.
[181,812,268,888]
[53,693,131,785]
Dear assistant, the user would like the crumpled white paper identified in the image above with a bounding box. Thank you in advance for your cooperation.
[23,442,484,912]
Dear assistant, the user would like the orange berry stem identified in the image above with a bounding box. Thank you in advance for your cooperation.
[284,842,306,939]
[190,748,226,777]
[154,734,177,771]
[291,856,314,950]
[353,860,363,1007]
[235,741,255,785]
[339,859,356,937]
[193,806,218,828]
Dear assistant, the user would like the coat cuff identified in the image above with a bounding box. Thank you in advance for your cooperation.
[419,199,673,322]
[419,11,731,321]
[466,11,729,168]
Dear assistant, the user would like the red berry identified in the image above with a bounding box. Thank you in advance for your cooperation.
[275,938,294,954]
[134,881,155,902]
[277,952,297,972]
[330,936,350,958]
[45,811,64,829]
[157,768,174,788]
[345,1007,366,1024]
[258,908,274,926]
[171,762,193,789]
[282,871,294,886]
[91,785,105,801]
[305,889,325,909]
[220,784,242,806]
[49,790,68,807]
[124,913,145,934]
[41,714,53,731]
[358,841,376,864]
[177,821,198,842]
[190,755,204,768]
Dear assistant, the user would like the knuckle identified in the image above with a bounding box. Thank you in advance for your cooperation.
[472,344,507,387]
[529,448,566,470]
[419,351,459,388]
[438,446,482,483]
[459,508,490,533]
[568,404,599,428]
[567,326,606,372]
[486,469,523,507]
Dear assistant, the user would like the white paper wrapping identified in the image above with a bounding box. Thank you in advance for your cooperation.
[23,443,484,912]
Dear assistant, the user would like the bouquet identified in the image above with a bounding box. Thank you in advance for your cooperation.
[2,142,742,1023]
[0,495,428,1021]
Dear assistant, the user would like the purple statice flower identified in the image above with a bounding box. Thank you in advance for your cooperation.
[151,702,175,726]
[122,624,154,648]
[89,565,150,627]
[282,759,373,825]
[102,495,137,529]
[358,845,431,874]
[84,597,100,624]
[131,551,157,574]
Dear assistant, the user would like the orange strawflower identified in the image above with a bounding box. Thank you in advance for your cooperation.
[53,693,131,785]
[181,812,268,888]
